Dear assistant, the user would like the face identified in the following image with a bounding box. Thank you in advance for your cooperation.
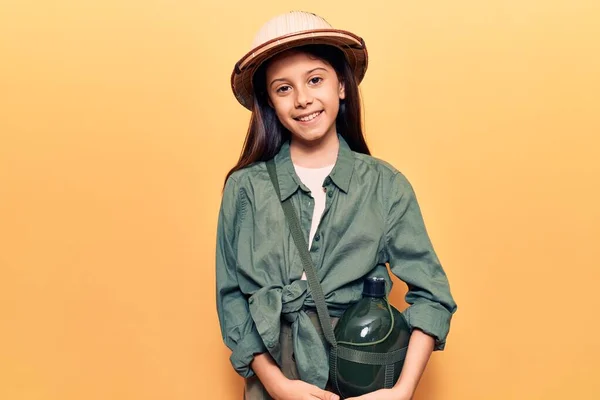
[265,51,345,145]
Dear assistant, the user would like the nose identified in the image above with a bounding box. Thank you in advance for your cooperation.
[294,86,313,108]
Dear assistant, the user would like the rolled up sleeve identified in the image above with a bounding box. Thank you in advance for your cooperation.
[216,176,266,377]
[385,172,457,350]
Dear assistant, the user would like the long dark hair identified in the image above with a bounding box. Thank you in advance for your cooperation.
[224,44,370,187]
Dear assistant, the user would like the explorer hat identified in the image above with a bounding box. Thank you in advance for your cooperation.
[231,11,368,110]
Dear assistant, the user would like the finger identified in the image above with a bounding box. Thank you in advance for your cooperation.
[305,387,325,399]
[312,389,340,400]
[323,392,340,400]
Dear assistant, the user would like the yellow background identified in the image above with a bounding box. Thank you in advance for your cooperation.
[1,0,599,399]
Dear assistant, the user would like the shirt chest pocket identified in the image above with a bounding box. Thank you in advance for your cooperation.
[236,210,296,284]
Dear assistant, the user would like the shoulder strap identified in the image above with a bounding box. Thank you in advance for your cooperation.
[266,159,337,348]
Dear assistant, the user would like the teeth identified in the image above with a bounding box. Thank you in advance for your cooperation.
[298,111,320,122]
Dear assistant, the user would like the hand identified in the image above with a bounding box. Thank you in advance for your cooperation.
[346,388,412,400]
[270,378,340,400]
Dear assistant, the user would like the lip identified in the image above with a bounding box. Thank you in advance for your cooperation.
[294,110,323,124]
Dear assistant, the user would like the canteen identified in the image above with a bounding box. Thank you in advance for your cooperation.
[330,277,411,398]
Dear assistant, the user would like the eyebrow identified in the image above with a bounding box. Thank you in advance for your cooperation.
[269,67,328,89]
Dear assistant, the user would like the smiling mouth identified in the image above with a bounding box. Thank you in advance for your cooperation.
[294,111,323,122]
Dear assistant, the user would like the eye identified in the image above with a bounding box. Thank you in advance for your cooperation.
[276,85,291,93]
[309,77,323,85]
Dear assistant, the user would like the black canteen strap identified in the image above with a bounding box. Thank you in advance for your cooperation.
[266,159,337,348]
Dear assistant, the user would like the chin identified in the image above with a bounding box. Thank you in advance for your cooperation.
[288,126,336,144]
[290,132,325,145]
[302,131,327,141]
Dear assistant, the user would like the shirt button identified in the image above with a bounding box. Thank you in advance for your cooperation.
[327,191,333,198]
[314,234,320,242]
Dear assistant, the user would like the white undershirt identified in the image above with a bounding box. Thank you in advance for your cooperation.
[293,163,335,280]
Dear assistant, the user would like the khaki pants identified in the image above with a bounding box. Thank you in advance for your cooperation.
[244,311,340,399]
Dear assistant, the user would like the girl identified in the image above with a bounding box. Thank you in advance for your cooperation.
[216,11,457,400]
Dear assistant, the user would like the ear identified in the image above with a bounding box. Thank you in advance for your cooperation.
[338,81,346,100]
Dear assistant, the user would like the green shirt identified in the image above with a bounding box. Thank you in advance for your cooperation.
[216,135,457,388]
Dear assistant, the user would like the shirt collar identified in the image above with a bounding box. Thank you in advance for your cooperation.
[273,134,355,201]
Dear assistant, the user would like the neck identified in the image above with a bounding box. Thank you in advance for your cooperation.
[290,131,339,168]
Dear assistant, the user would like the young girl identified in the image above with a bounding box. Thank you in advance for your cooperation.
[216,11,457,400]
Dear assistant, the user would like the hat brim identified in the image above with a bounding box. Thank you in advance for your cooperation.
[231,29,368,110]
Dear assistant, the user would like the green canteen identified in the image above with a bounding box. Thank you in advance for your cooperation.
[330,277,411,398]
